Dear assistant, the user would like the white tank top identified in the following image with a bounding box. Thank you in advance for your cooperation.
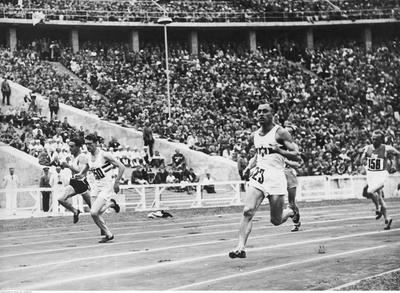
[254,125,285,170]
[88,150,115,182]
[71,153,87,174]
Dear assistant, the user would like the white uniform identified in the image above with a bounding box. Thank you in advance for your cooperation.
[249,125,287,195]
[88,150,115,200]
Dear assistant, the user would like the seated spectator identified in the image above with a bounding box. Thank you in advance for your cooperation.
[130,166,149,185]
[150,150,165,168]
[153,165,168,184]
[202,172,216,194]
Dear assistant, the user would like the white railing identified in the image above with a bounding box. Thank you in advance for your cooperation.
[0,174,399,218]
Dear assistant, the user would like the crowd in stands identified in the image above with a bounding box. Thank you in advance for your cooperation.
[0,104,201,188]
[1,35,400,177]
[1,0,399,23]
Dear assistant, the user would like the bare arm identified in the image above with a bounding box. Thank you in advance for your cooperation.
[275,127,301,161]
[103,152,125,193]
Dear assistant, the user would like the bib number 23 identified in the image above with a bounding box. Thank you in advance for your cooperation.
[251,167,265,184]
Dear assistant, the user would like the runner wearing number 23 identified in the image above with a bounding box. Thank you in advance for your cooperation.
[229,103,301,259]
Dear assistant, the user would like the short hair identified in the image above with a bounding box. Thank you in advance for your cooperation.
[70,137,83,147]
[85,133,99,143]
[372,130,384,140]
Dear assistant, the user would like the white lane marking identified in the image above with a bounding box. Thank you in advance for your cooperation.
[2,206,397,248]
[12,229,400,290]
[3,201,396,236]
[169,244,397,291]
[0,220,378,271]
[328,267,400,290]
[2,211,397,254]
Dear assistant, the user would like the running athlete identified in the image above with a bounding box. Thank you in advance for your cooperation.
[58,137,91,223]
[77,134,125,243]
[284,124,301,232]
[229,103,301,258]
[361,130,400,230]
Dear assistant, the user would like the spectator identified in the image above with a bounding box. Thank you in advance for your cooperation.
[150,150,165,168]
[202,172,216,193]
[154,165,168,184]
[49,89,60,120]
[171,149,186,176]
[39,166,52,212]
[143,120,155,157]
[130,166,149,185]
[2,167,20,215]
[1,75,11,106]
[38,148,51,166]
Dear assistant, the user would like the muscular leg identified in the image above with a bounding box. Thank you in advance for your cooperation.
[58,186,79,214]
[81,191,92,209]
[367,184,384,218]
[235,186,265,251]
[90,197,112,238]
[288,187,298,214]
[269,194,294,226]
[377,190,388,221]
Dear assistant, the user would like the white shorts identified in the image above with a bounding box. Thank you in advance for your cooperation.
[366,170,388,193]
[91,180,115,201]
[284,168,298,189]
[248,167,287,196]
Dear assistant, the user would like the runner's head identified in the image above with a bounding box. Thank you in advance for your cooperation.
[69,137,83,156]
[372,130,384,148]
[85,133,99,154]
[256,103,274,127]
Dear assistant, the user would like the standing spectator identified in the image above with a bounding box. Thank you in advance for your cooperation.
[39,166,52,212]
[2,167,20,215]
[1,75,11,106]
[171,149,186,179]
[50,165,69,212]
[143,120,155,158]
[49,90,59,120]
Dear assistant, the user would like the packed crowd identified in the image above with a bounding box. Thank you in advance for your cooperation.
[1,0,399,23]
[0,104,201,187]
[1,35,400,177]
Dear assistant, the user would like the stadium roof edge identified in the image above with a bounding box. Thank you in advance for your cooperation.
[0,18,398,28]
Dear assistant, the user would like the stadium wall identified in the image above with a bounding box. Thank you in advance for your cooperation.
[2,79,240,182]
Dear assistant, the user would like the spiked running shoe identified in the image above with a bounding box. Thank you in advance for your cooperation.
[228,250,246,259]
[384,219,392,230]
[291,222,301,232]
[99,234,114,243]
[73,210,81,224]
[375,210,383,220]
[110,199,120,213]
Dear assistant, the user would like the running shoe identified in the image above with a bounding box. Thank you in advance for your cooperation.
[73,210,81,224]
[228,249,246,259]
[110,199,120,213]
[291,222,301,232]
[375,209,383,220]
[99,234,114,243]
[384,219,392,230]
[291,206,300,224]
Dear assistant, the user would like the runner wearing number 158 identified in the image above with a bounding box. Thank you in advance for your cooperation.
[77,134,125,243]
[361,130,400,230]
[229,103,301,259]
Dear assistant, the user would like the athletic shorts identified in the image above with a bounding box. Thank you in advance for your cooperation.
[366,170,388,193]
[91,180,115,201]
[69,178,90,194]
[284,168,298,189]
[248,166,287,196]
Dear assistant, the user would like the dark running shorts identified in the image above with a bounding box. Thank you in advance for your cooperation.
[69,178,90,194]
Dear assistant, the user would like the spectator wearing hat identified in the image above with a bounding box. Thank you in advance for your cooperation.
[39,166,52,212]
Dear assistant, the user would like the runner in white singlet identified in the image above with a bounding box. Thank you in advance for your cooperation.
[360,130,400,230]
[229,103,301,259]
[77,134,125,243]
[58,137,91,224]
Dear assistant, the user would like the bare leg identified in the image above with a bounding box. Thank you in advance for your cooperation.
[269,194,294,226]
[81,191,92,209]
[377,190,388,221]
[58,186,79,214]
[91,197,112,238]
[236,186,265,251]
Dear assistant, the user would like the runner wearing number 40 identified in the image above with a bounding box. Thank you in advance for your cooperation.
[229,103,301,259]
[76,134,125,243]
[360,130,400,230]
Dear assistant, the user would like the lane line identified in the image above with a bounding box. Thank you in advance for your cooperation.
[3,201,397,236]
[2,212,397,255]
[2,207,398,248]
[169,244,398,291]
[11,228,400,290]
[328,267,400,291]
[0,220,379,271]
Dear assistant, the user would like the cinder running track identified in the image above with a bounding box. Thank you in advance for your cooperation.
[0,199,399,290]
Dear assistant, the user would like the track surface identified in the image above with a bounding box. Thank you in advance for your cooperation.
[1,199,399,290]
